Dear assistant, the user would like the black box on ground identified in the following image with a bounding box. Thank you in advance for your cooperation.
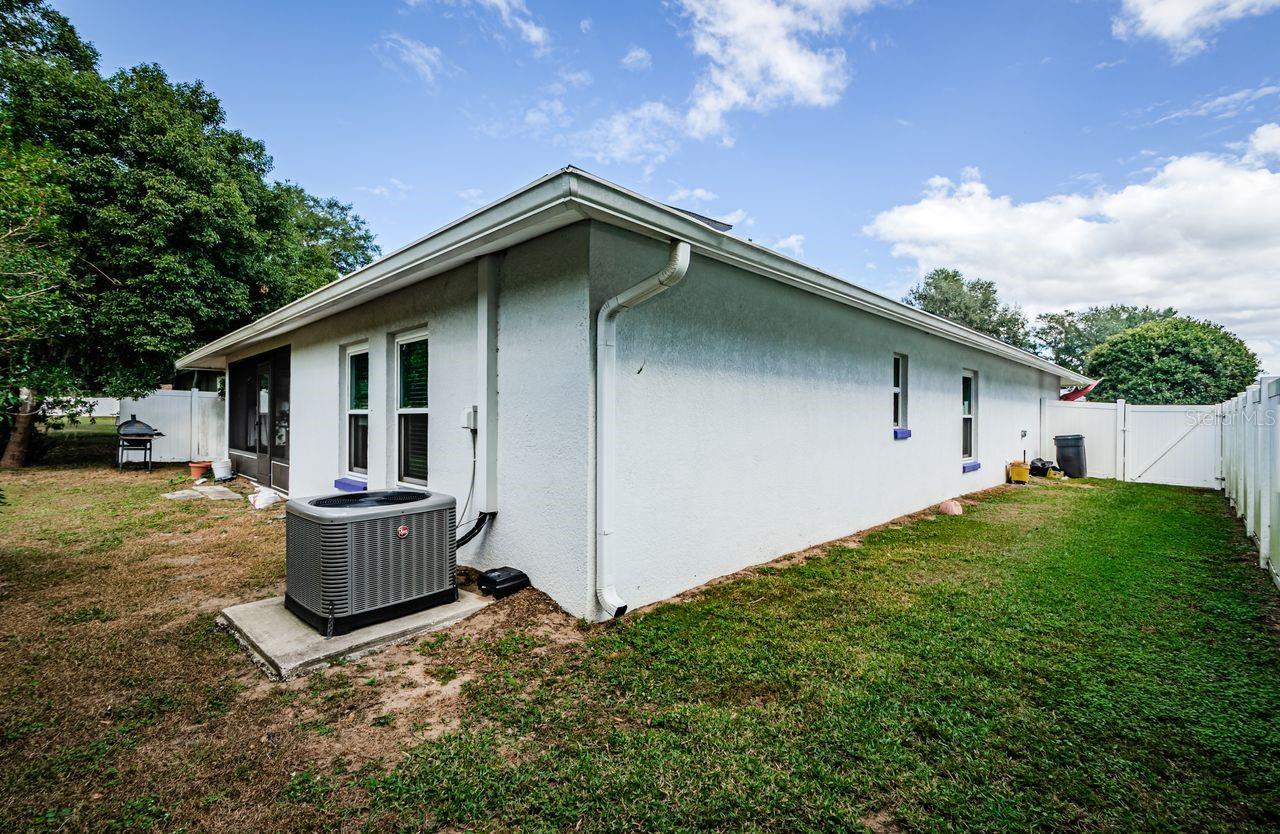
[478,566,530,599]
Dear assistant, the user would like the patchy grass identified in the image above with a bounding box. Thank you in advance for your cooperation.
[2,430,1278,832]
[355,481,1280,833]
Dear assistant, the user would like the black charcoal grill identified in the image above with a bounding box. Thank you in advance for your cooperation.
[117,414,164,471]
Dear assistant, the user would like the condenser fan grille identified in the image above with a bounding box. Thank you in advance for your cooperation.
[309,490,428,508]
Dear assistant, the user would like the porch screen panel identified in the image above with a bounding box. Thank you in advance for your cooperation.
[272,350,290,461]
[228,361,249,451]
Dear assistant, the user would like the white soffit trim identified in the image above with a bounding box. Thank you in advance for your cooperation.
[179,167,1090,386]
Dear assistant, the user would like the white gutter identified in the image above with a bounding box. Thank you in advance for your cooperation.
[595,240,692,617]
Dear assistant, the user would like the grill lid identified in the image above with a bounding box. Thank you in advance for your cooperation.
[117,414,163,437]
[309,490,430,509]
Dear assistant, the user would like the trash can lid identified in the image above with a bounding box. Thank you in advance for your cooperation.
[1053,434,1084,442]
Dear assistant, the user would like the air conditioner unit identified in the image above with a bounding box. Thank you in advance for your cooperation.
[285,490,457,635]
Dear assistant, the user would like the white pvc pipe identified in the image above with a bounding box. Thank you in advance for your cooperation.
[594,240,692,617]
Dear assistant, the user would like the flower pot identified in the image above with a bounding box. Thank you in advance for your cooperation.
[189,460,212,479]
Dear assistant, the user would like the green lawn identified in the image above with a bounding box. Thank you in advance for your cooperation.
[355,481,1280,832]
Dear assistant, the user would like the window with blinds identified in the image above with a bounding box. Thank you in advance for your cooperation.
[346,349,369,475]
[396,334,429,484]
[962,369,977,460]
[892,353,908,428]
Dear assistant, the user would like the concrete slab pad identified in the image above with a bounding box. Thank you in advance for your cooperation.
[162,489,203,500]
[194,484,239,500]
[217,591,491,680]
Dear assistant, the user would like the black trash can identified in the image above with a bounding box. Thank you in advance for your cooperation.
[1053,434,1087,478]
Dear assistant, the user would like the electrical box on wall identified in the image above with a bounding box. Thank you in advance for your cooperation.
[461,405,478,431]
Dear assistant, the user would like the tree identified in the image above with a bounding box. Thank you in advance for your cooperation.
[1085,318,1259,405]
[903,267,1033,350]
[1034,305,1178,373]
[273,184,380,299]
[0,0,380,465]
[0,135,80,467]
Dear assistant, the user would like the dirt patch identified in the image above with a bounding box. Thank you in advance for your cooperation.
[273,589,582,770]
[860,809,904,833]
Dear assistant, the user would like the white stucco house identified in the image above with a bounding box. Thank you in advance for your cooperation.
[178,167,1089,621]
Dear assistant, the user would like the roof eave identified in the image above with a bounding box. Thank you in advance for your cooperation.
[566,170,1091,387]
[177,169,583,370]
[180,166,1091,387]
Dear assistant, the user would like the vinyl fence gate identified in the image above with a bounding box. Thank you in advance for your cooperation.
[1040,398,1222,489]
[117,389,226,463]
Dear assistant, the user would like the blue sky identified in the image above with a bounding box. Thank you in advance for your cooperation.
[53,0,1280,369]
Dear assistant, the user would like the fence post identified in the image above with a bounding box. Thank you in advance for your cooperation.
[1114,399,1127,481]
[1039,397,1049,461]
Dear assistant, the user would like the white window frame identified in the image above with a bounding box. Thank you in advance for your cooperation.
[343,344,370,478]
[961,368,978,460]
[394,328,430,487]
[892,353,908,429]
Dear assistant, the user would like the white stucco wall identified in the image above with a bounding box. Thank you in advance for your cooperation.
[470,224,594,616]
[590,224,1059,614]
[227,224,596,618]
[227,219,1060,622]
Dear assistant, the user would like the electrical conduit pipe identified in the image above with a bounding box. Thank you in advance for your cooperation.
[595,239,692,618]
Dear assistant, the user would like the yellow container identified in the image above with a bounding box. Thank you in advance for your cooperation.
[1008,461,1030,484]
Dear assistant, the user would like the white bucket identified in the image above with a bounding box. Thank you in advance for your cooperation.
[211,459,233,480]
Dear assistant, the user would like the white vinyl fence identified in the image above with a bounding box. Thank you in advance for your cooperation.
[1041,398,1222,489]
[1221,376,1279,585]
[118,389,226,463]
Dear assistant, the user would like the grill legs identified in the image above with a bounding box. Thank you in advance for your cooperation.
[118,440,154,471]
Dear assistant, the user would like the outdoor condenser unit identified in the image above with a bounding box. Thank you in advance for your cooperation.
[285,490,457,635]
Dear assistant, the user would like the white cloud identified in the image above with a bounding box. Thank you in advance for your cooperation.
[679,0,882,139]
[575,0,885,169]
[356,177,414,199]
[414,0,551,56]
[457,188,486,207]
[668,186,719,203]
[774,233,805,256]
[524,97,568,131]
[579,18,592,33]
[1095,58,1127,70]
[865,123,1280,372]
[1156,83,1280,123]
[621,45,653,71]
[374,34,446,84]
[1246,122,1280,162]
[559,68,592,87]
[570,101,684,173]
[715,208,751,226]
[1112,0,1280,59]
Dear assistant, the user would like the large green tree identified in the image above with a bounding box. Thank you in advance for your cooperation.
[1086,318,1259,405]
[0,0,380,465]
[903,267,1034,351]
[1034,304,1178,374]
[0,134,79,466]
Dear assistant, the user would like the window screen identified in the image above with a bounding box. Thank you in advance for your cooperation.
[399,340,429,409]
[396,336,429,484]
[349,352,369,410]
[892,354,907,428]
[346,350,369,474]
[961,371,976,459]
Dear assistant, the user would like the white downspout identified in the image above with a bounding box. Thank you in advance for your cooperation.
[595,240,692,618]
